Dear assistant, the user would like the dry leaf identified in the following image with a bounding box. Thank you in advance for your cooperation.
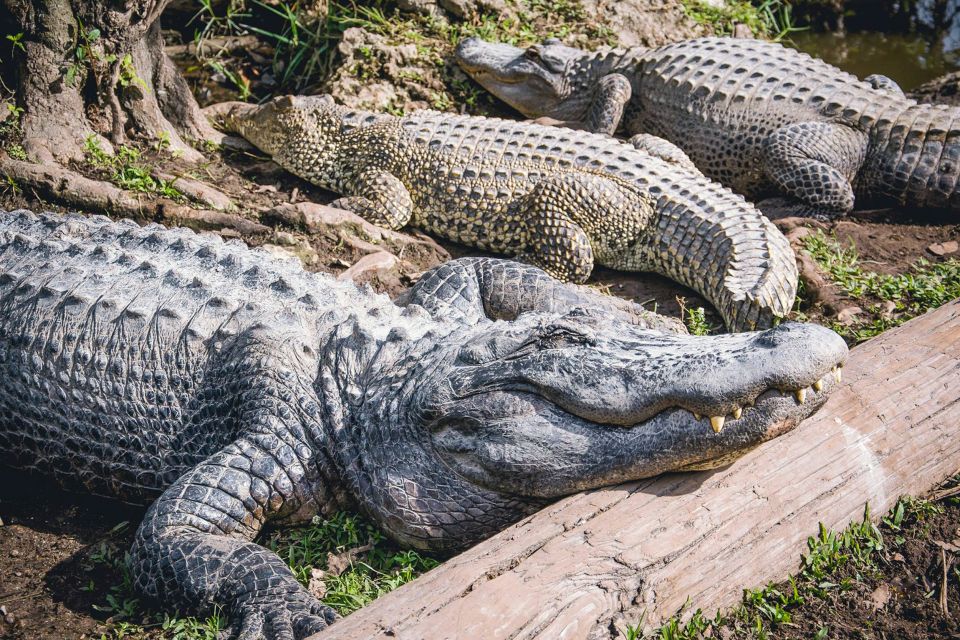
[308,567,328,599]
[326,542,374,577]
[868,583,891,611]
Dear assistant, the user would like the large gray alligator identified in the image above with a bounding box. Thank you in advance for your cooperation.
[0,210,847,639]
[210,95,796,332]
[457,36,960,217]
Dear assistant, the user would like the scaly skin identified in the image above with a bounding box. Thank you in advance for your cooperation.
[210,95,797,331]
[0,210,847,639]
[457,36,960,216]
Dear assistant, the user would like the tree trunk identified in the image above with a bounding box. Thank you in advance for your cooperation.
[4,0,215,164]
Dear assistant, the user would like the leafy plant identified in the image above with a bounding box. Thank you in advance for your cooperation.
[622,496,935,639]
[802,231,960,341]
[681,0,805,41]
[267,511,439,615]
[84,136,185,200]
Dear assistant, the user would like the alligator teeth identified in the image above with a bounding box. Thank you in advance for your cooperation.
[812,378,823,392]
[693,413,702,421]
[794,388,806,404]
[710,416,725,433]
[732,406,742,420]
[833,366,842,383]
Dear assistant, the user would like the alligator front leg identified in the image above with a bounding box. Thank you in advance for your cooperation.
[130,365,337,639]
[628,133,698,170]
[396,257,683,332]
[762,121,867,215]
[585,73,632,135]
[329,168,413,229]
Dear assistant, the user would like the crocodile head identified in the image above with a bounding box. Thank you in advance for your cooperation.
[455,37,593,121]
[343,301,847,550]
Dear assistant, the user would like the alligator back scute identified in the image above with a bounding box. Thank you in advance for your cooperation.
[0,210,396,502]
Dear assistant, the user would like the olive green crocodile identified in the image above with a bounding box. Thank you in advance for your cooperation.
[213,95,797,331]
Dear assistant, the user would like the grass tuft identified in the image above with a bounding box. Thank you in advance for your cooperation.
[84,136,185,201]
[681,0,804,40]
[266,511,439,615]
[621,496,944,639]
[802,231,960,341]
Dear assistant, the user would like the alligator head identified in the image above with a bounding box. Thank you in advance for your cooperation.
[329,267,848,551]
[456,36,598,122]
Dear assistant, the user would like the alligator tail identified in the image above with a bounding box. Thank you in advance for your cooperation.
[864,103,960,210]
[638,186,798,332]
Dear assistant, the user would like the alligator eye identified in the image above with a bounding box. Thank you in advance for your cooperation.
[525,46,542,60]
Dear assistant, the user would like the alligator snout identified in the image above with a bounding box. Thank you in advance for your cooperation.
[426,316,847,498]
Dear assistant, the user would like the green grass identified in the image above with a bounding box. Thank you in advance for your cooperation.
[681,0,805,40]
[84,136,185,201]
[802,231,960,341]
[676,296,713,335]
[80,522,224,640]
[190,0,616,104]
[266,511,439,615]
[623,496,944,639]
[86,510,435,637]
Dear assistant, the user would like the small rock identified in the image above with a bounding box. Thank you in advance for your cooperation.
[10,549,19,557]
[3,613,14,625]
[836,306,863,324]
[879,300,897,318]
[260,244,299,261]
[0,605,6,616]
[732,23,753,38]
[274,231,298,246]
[337,251,399,282]
[928,240,959,256]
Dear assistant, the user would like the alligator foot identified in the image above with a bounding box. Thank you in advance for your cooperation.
[757,197,843,221]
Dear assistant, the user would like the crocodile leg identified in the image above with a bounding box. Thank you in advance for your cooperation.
[585,73,632,135]
[396,257,683,331]
[517,173,652,283]
[762,121,867,215]
[628,133,698,170]
[865,74,905,97]
[130,354,337,639]
[329,168,413,229]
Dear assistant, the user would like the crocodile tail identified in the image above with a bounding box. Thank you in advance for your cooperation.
[864,103,960,210]
[639,188,798,332]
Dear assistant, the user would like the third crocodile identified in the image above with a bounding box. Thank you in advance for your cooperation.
[457,36,960,216]
[210,95,796,331]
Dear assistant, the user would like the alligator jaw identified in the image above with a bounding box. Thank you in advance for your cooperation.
[424,317,848,498]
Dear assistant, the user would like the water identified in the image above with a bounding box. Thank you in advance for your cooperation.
[791,30,960,91]
[787,0,960,91]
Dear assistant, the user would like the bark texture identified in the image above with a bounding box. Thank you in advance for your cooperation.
[4,0,215,164]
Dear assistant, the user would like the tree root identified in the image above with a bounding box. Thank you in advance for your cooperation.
[0,154,268,236]
[152,170,235,210]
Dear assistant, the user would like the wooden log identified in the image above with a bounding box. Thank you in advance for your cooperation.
[315,299,960,640]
